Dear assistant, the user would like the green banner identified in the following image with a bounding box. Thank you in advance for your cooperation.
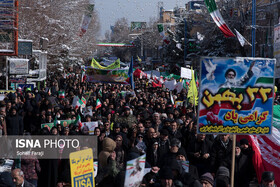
[91,58,120,69]
[41,119,75,129]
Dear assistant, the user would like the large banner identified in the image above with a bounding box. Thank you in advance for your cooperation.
[198,57,275,134]
[86,67,130,84]
[91,58,120,69]
[274,24,280,78]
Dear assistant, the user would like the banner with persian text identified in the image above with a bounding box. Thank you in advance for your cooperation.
[198,57,275,134]
[86,67,130,84]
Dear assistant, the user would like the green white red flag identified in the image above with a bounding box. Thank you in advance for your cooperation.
[80,97,86,108]
[204,0,235,38]
[237,105,280,186]
[58,91,65,99]
[81,66,86,82]
[96,99,102,110]
[74,114,83,130]
[157,24,170,44]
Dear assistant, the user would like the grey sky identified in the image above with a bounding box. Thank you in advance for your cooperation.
[95,0,186,38]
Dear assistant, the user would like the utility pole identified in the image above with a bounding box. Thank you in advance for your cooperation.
[252,0,256,57]
[184,18,187,65]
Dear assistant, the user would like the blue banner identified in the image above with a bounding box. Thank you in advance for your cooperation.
[198,57,275,134]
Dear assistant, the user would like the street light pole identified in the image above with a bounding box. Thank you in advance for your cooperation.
[184,18,187,64]
[252,0,256,57]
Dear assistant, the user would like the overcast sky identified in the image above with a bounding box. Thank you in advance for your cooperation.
[95,0,186,38]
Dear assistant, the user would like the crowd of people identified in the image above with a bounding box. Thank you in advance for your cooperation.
[0,65,277,187]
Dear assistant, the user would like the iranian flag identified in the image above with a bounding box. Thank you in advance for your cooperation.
[58,91,65,99]
[74,114,83,130]
[96,99,102,110]
[204,0,235,38]
[237,105,280,186]
[73,96,86,109]
[81,67,87,82]
[237,127,280,186]
[80,97,86,108]
[98,88,102,96]
[183,79,190,89]
[157,24,170,44]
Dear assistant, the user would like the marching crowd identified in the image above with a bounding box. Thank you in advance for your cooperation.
[0,65,277,187]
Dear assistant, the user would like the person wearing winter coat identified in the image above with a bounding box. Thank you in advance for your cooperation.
[187,133,212,176]
[210,134,232,174]
[96,137,120,187]
[234,142,252,187]
[6,107,24,135]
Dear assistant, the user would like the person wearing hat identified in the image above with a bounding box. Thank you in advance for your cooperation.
[114,105,137,129]
[109,123,128,150]
[240,138,254,157]
[260,171,276,187]
[159,138,186,169]
[200,172,214,187]
[234,142,252,187]
[157,129,170,162]
[215,166,230,187]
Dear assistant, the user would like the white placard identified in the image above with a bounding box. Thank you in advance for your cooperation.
[180,67,193,79]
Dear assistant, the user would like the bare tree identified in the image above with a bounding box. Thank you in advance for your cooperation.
[18,0,100,62]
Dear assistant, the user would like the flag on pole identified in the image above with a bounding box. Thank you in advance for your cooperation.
[195,71,199,88]
[234,29,252,47]
[53,116,58,127]
[187,67,198,106]
[204,0,235,37]
[157,24,170,44]
[183,79,190,89]
[152,81,162,88]
[72,96,80,109]
[81,66,87,82]
[137,56,142,63]
[96,99,102,110]
[80,97,86,108]
[79,1,95,37]
[129,57,135,90]
[84,91,92,102]
[98,88,102,97]
[58,91,65,99]
[74,114,83,130]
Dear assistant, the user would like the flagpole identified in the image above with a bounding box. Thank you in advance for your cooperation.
[193,69,196,116]
[231,134,236,187]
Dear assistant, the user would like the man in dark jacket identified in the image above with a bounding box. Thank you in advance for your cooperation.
[6,107,24,135]
[187,133,212,176]
[12,168,35,187]
[210,134,232,174]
